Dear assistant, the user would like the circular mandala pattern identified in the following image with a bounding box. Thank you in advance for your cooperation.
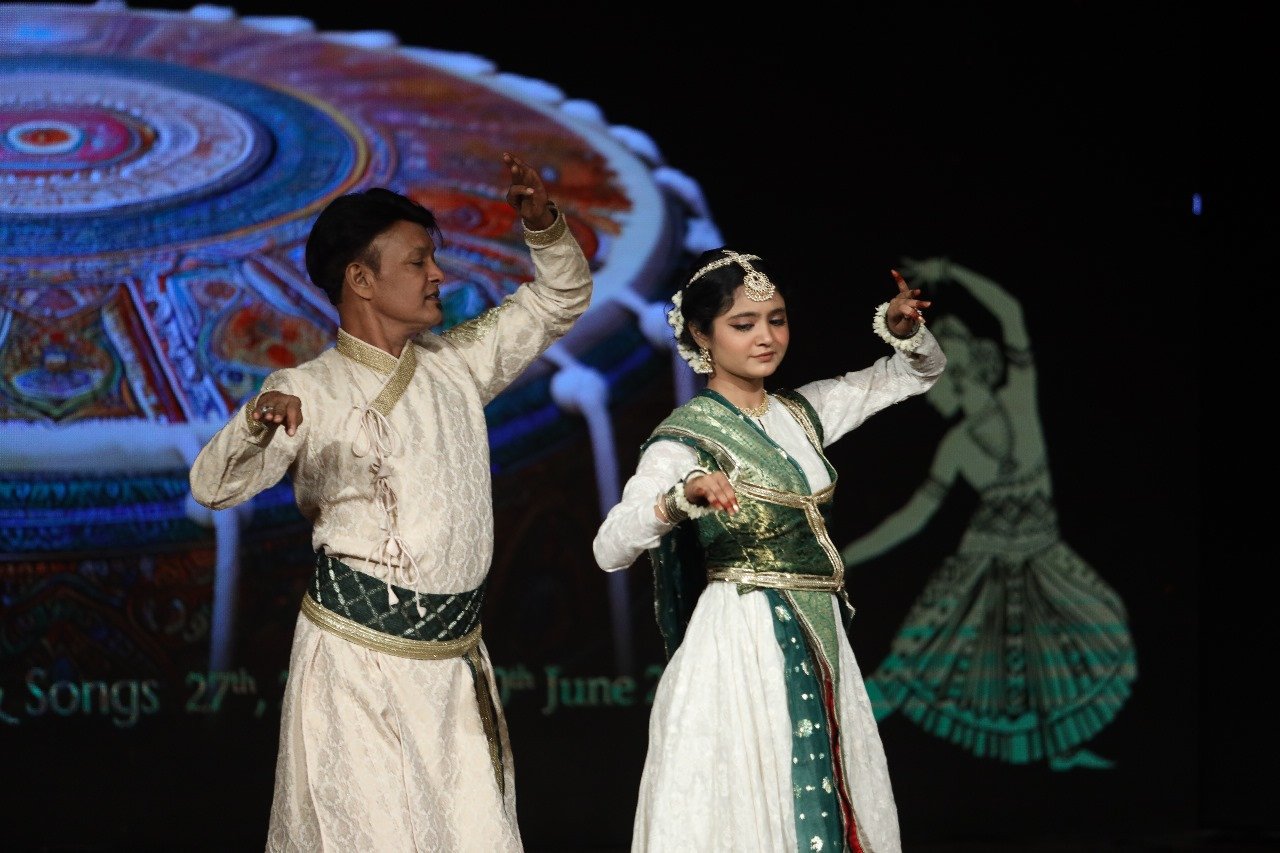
[0,4,679,435]
[0,3,699,679]
[1,56,358,249]
[1,72,268,215]
[5,118,89,156]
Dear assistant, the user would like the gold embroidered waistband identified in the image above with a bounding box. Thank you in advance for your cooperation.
[300,594,482,660]
[733,480,834,508]
[707,567,842,592]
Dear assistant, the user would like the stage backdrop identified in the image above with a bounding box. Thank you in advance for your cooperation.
[1,3,1206,851]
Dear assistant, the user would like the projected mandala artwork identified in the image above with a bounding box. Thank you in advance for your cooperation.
[0,2,719,683]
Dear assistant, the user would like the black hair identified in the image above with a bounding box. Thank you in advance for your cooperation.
[676,248,785,353]
[303,187,443,306]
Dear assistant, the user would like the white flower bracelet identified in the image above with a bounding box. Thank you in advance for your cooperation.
[872,302,926,352]
[660,467,714,523]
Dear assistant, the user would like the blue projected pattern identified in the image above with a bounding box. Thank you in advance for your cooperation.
[1,56,358,253]
[0,4,697,682]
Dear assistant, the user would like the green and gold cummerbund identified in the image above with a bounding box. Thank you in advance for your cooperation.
[302,552,485,659]
[302,553,507,793]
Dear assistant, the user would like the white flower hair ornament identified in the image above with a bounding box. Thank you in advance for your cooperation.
[667,289,714,374]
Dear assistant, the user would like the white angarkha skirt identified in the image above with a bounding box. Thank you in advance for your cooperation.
[633,583,902,853]
[265,613,521,852]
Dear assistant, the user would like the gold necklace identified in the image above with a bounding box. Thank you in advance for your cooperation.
[740,396,769,418]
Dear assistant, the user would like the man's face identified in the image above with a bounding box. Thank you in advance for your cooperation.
[361,220,445,333]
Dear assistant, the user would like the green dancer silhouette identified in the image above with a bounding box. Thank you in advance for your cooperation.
[841,257,1136,771]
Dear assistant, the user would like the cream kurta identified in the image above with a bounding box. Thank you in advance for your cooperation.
[190,217,591,852]
[593,330,945,853]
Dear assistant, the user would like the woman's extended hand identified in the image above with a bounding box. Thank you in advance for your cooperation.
[685,471,739,515]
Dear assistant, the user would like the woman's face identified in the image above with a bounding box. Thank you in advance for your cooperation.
[698,285,789,382]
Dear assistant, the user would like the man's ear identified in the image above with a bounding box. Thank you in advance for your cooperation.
[346,261,373,301]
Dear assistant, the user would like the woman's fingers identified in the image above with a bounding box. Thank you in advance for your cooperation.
[891,269,915,295]
[692,474,739,514]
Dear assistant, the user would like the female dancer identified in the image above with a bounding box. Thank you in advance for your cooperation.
[593,248,945,852]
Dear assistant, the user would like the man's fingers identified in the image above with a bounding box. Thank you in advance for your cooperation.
[504,154,538,186]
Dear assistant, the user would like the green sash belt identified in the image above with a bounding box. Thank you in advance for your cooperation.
[301,553,505,795]
[305,553,485,653]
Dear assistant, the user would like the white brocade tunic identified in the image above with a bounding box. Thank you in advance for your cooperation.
[593,330,945,853]
[190,218,591,853]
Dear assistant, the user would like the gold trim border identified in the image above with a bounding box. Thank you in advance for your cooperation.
[773,393,825,459]
[707,567,842,592]
[334,329,417,418]
[300,594,481,660]
[521,207,568,248]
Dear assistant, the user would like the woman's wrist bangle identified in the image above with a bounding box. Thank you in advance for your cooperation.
[872,302,926,352]
[661,467,714,524]
[680,467,709,486]
[654,499,672,524]
[660,490,688,524]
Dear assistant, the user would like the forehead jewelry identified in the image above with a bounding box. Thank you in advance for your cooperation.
[689,251,776,302]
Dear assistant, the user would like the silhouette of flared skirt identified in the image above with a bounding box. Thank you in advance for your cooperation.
[868,504,1136,765]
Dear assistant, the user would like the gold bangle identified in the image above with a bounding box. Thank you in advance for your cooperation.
[661,489,689,524]
[654,500,671,524]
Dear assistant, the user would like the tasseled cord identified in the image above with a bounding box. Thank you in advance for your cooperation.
[353,400,427,619]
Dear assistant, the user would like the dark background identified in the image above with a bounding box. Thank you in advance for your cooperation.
[2,1,1239,851]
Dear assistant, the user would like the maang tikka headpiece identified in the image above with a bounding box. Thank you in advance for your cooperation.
[688,250,775,302]
[667,250,777,374]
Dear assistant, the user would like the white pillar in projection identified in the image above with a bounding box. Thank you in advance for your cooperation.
[542,343,635,675]
[0,420,247,673]
[596,120,723,408]
[179,426,244,673]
